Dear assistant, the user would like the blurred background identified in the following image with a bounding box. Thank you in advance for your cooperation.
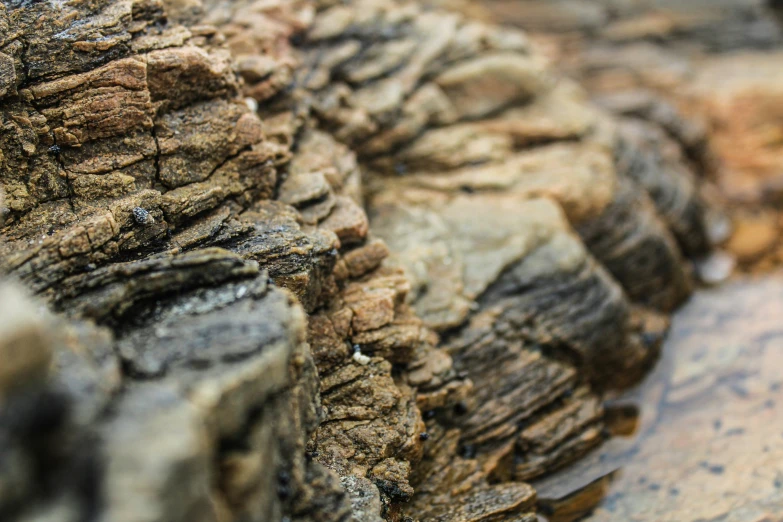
[436,0,783,275]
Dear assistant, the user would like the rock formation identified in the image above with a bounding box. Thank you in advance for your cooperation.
[0,0,719,521]
[439,0,783,273]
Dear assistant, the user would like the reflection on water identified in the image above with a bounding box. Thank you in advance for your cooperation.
[533,275,783,522]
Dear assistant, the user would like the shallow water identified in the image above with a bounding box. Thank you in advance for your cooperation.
[533,275,783,522]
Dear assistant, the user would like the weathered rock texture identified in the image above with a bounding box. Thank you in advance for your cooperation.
[438,0,783,273]
[427,0,783,517]
[0,0,713,521]
[0,1,362,520]
[287,4,701,518]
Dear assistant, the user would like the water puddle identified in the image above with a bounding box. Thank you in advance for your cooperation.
[533,275,783,521]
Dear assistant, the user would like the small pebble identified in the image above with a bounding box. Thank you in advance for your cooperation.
[352,350,371,366]
[244,97,258,113]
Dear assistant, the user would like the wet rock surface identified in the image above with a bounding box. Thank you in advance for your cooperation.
[532,275,783,522]
[0,0,737,521]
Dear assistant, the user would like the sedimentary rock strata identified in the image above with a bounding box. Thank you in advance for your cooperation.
[0,0,715,521]
[446,0,783,273]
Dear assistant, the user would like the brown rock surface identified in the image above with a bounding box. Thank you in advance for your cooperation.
[0,0,717,521]
[444,0,783,273]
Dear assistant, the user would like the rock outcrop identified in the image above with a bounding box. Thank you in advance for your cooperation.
[441,0,783,273]
[0,0,715,521]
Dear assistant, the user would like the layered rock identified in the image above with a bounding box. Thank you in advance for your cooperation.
[0,1,362,520]
[0,1,444,519]
[0,272,349,522]
[297,0,708,307]
[442,0,783,272]
[0,1,714,521]
[287,4,698,517]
